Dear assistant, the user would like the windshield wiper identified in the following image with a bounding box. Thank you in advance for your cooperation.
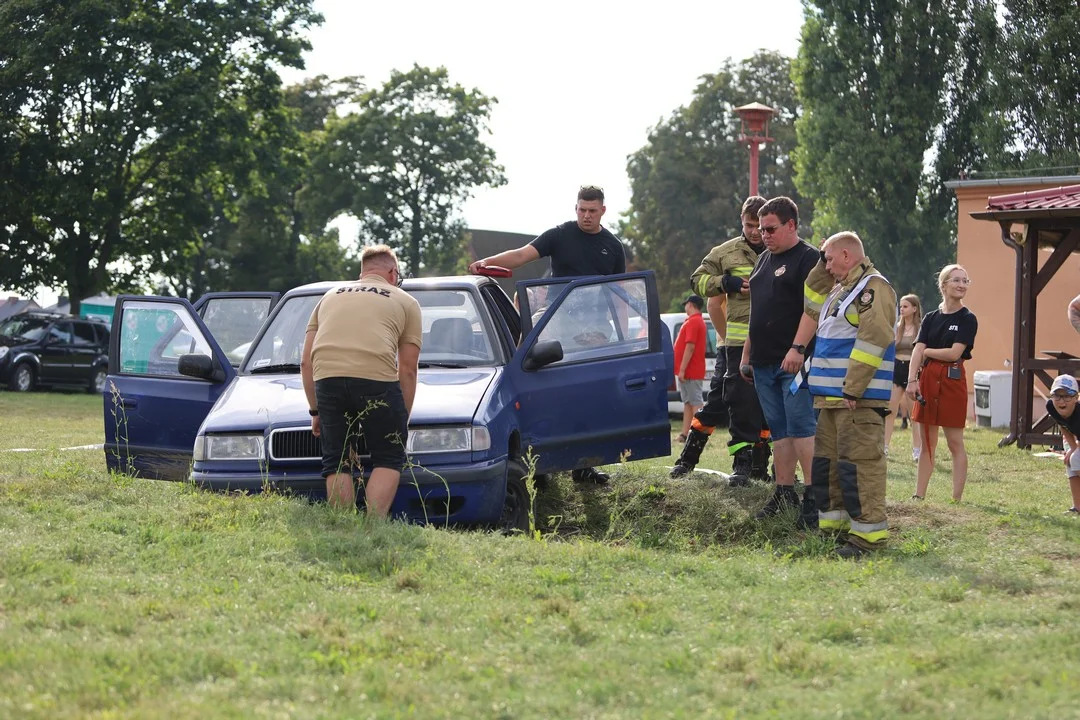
[418,362,468,369]
[248,363,301,374]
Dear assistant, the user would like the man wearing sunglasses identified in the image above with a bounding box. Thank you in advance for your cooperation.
[739,196,821,527]
[301,245,423,515]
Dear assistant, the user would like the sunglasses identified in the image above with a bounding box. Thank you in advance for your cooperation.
[759,222,786,235]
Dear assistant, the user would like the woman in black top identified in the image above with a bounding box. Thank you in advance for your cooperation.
[905,265,978,502]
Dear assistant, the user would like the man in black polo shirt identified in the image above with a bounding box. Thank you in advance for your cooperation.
[469,184,627,483]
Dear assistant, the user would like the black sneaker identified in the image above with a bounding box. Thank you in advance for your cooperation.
[1065,507,1079,515]
[754,486,798,519]
[836,542,871,560]
[728,473,751,488]
[797,493,818,529]
[572,467,610,484]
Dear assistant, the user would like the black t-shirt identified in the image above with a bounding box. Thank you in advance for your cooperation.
[748,240,819,365]
[530,221,627,277]
[916,307,977,359]
[1046,399,1080,438]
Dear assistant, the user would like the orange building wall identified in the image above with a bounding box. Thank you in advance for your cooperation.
[952,179,1080,418]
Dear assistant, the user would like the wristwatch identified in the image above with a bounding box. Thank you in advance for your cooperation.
[308,408,319,417]
[791,343,806,354]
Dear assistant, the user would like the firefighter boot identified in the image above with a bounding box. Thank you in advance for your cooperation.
[797,490,818,530]
[670,428,710,479]
[750,441,772,482]
[728,447,753,487]
[754,485,799,519]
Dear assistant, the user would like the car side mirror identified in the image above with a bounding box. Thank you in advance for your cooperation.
[178,353,225,382]
[523,339,563,371]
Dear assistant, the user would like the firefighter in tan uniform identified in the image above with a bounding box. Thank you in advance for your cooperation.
[802,231,896,558]
[671,196,771,485]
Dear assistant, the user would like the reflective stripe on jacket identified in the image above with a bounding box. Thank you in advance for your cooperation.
[808,272,896,402]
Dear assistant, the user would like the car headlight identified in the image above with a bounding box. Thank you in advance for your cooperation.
[193,434,265,461]
[0,347,8,361]
[406,426,490,454]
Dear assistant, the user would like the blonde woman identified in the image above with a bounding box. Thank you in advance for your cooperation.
[906,266,978,501]
[884,294,923,460]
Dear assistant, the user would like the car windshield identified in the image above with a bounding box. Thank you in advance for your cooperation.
[0,316,49,341]
[242,287,497,374]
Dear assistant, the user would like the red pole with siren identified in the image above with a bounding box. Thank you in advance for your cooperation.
[734,102,775,197]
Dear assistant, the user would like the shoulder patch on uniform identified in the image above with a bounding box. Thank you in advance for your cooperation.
[858,288,875,308]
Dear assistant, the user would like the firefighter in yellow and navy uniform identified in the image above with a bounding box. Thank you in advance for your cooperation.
[802,231,896,558]
[671,196,771,484]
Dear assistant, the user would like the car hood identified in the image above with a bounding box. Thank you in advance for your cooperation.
[202,368,497,432]
[0,334,30,349]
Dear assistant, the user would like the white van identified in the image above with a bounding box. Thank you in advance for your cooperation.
[661,313,718,415]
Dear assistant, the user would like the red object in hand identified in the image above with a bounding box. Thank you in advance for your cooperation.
[475,265,512,278]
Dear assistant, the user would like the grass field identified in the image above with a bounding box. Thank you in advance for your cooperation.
[1,391,1079,718]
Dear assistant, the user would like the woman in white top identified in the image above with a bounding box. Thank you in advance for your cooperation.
[884,294,922,460]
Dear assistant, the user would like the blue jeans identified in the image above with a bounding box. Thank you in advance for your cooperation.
[751,363,816,441]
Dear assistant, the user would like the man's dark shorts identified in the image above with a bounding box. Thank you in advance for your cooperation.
[315,377,408,477]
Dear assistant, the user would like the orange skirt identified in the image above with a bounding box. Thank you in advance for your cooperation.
[912,359,968,428]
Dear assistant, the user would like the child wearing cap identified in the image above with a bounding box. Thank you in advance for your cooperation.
[1046,374,1080,514]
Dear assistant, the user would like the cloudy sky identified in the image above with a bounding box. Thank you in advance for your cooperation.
[282,0,805,237]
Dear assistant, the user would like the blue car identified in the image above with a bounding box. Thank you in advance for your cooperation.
[103,272,674,529]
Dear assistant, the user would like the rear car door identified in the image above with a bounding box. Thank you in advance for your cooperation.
[104,297,237,480]
[69,321,100,385]
[508,271,673,474]
[38,320,74,383]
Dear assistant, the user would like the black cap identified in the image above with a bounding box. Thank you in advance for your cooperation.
[682,294,704,309]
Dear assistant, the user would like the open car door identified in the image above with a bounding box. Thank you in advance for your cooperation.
[508,271,673,474]
[103,294,272,480]
[193,292,280,367]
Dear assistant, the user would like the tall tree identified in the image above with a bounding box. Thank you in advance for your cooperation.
[793,0,972,300]
[0,0,321,314]
[150,75,362,298]
[998,0,1080,167]
[306,65,506,276]
[622,51,809,308]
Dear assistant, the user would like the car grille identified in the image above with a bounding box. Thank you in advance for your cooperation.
[268,427,368,461]
[269,428,321,461]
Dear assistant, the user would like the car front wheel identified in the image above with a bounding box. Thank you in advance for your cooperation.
[88,366,107,394]
[499,459,536,534]
[8,362,35,392]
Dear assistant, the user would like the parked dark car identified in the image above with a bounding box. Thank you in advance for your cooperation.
[0,311,111,393]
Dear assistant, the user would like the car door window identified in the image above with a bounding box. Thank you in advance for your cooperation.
[705,322,718,358]
[536,277,649,364]
[200,297,275,366]
[71,322,97,346]
[117,301,213,376]
[49,322,74,345]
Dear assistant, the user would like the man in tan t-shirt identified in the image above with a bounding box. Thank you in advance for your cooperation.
[300,245,423,515]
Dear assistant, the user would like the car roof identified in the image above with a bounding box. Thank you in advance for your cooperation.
[9,310,105,323]
[285,275,498,299]
[660,312,714,326]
